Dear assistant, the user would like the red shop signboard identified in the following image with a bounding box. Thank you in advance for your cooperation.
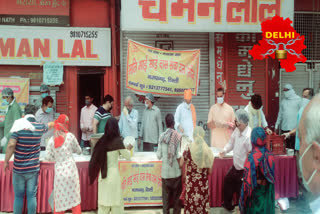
[214,33,268,112]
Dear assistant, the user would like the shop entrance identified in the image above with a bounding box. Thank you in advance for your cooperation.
[77,68,105,140]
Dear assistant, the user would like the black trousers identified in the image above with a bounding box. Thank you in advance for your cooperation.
[143,142,157,152]
[282,130,296,150]
[223,166,244,210]
[162,176,182,214]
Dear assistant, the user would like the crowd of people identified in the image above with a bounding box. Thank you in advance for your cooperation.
[1,83,320,214]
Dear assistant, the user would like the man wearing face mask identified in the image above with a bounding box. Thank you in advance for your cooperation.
[174,89,196,152]
[282,88,314,152]
[0,88,22,153]
[34,84,50,110]
[93,94,113,134]
[35,96,55,150]
[275,84,302,150]
[207,88,235,149]
[80,94,97,148]
[298,93,320,213]
[118,96,139,151]
[139,93,163,152]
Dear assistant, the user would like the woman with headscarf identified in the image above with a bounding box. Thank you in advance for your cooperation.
[239,127,275,214]
[45,114,82,214]
[182,126,214,214]
[89,117,131,214]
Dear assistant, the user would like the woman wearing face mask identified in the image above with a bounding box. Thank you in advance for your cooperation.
[275,84,303,150]
[35,96,55,150]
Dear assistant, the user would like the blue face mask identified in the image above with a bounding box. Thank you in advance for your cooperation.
[2,99,9,105]
[41,93,48,98]
[85,100,91,105]
[45,107,53,113]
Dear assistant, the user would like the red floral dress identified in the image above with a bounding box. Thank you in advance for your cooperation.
[183,148,210,214]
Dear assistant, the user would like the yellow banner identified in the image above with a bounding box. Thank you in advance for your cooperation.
[0,78,30,122]
[119,161,163,206]
[126,40,200,96]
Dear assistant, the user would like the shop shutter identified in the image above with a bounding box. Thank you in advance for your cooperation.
[314,64,320,93]
[280,63,310,99]
[120,31,211,144]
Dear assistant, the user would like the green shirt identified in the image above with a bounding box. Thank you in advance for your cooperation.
[0,99,22,153]
[94,106,112,134]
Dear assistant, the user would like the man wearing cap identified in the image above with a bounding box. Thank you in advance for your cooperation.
[275,83,302,149]
[0,88,22,153]
[139,93,163,152]
[34,83,51,110]
[174,89,196,151]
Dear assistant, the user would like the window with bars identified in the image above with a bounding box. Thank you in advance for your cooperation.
[294,12,320,62]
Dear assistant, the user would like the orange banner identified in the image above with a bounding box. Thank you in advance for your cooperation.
[126,40,200,96]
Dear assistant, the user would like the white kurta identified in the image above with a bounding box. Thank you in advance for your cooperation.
[174,102,194,141]
[244,104,268,128]
[45,133,82,212]
[98,149,131,209]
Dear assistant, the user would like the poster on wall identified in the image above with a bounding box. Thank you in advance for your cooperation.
[121,0,294,32]
[0,0,70,26]
[0,78,30,122]
[43,62,64,86]
[126,40,200,96]
[0,26,111,66]
[119,161,163,206]
[215,33,267,111]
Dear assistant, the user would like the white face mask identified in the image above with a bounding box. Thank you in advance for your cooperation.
[284,90,294,98]
[145,101,148,108]
[299,142,320,192]
[217,97,224,104]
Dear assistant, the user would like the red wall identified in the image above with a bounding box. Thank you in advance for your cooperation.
[295,0,320,12]
[67,0,120,138]
[70,0,110,27]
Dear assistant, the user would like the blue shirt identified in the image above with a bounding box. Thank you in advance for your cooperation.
[119,109,138,139]
[11,117,48,174]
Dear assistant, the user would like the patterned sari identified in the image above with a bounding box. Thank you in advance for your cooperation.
[239,127,275,214]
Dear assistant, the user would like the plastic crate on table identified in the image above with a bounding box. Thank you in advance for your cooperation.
[266,133,286,155]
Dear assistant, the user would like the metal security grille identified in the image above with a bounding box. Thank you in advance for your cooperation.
[294,12,320,63]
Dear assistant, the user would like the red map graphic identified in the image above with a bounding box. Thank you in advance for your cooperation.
[249,16,307,72]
